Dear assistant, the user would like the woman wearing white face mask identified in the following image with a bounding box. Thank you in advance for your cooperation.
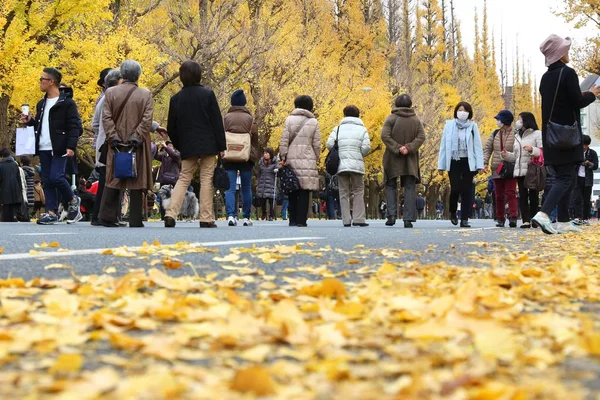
[483,109,518,227]
[438,102,484,228]
[501,112,543,228]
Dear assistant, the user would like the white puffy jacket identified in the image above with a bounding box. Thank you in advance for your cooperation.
[326,117,371,175]
[503,129,543,177]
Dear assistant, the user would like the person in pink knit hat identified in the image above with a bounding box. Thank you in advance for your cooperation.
[531,34,600,234]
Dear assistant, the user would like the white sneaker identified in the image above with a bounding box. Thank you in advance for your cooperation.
[555,221,583,234]
[572,218,584,226]
[583,220,591,226]
[243,218,253,226]
[227,216,237,226]
[532,212,558,235]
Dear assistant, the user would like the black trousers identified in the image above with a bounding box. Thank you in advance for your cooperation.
[448,158,476,221]
[541,164,577,223]
[573,177,593,220]
[91,166,106,222]
[260,198,275,220]
[517,177,539,223]
[1,203,20,222]
[288,189,309,225]
[100,188,143,226]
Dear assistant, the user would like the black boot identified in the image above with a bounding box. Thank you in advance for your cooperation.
[509,218,517,228]
[450,213,458,226]
[496,219,506,227]
[460,220,471,228]
[385,217,396,226]
[404,220,413,228]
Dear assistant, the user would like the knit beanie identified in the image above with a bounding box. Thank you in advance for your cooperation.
[231,89,247,106]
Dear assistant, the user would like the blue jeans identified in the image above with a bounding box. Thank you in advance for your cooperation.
[226,169,252,219]
[39,151,74,213]
[281,199,289,220]
[326,191,340,219]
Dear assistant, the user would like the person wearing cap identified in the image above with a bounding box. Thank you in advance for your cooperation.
[222,89,259,227]
[531,34,600,234]
[483,109,518,228]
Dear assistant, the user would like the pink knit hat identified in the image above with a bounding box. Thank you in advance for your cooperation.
[540,34,572,67]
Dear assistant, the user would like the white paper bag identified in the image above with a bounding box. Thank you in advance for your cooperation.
[15,127,36,156]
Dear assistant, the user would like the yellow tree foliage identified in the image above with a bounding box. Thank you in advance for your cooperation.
[0,0,507,183]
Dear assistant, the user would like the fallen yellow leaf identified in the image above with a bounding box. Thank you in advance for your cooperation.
[230,365,276,396]
[49,354,83,375]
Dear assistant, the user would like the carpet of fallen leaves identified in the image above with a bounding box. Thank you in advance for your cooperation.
[2,225,600,399]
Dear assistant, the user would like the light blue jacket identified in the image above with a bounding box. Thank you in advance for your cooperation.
[438,120,484,172]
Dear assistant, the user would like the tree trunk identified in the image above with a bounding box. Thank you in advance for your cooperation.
[0,94,10,150]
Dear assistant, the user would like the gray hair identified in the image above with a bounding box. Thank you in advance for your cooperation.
[120,60,142,83]
[104,69,122,88]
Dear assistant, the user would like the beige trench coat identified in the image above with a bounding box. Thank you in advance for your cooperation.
[279,108,321,191]
[102,82,154,191]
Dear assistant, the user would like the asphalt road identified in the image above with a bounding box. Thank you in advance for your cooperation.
[0,218,535,281]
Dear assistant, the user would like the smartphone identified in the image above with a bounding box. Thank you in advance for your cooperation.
[21,104,29,116]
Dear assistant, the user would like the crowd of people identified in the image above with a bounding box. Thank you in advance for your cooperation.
[0,34,599,235]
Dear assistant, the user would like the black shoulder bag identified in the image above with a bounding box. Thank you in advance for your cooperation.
[546,68,582,150]
[325,126,341,176]
[496,129,515,179]
[213,155,230,191]
[278,118,311,194]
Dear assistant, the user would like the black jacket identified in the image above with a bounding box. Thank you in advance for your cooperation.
[0,157,23,205]
[28,90,82,156]
[582,148,599,187]
[540,62,596,166]
[167,84,226,160]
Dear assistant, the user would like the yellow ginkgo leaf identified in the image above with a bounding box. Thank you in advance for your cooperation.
[230,365,276,396]
[49,354,83,375]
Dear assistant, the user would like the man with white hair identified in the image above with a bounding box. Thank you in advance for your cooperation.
[99,60,154,228]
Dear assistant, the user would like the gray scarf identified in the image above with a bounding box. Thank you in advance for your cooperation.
[452,119,473,160]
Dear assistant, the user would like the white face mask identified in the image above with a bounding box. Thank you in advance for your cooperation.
[496,120,504,128]
[456,111,469,121]
[515,120,523,130]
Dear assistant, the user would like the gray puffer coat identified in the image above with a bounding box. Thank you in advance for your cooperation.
[256,157,278,199]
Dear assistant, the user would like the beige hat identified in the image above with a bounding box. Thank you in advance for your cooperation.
[540,34,572,67]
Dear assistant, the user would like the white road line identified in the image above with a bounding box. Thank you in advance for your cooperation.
[435,227,500,233]
[0,237,326,262]
[11,232,79,236]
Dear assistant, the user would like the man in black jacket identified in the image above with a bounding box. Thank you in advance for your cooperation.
[572,135,599,225]
[21,68,83,225]
[532,35,600,234]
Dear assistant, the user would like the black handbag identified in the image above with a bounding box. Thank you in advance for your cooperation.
[213,156,230,191]
[277,118,310,194]
[495,129,515,179]
[278,165,300,194]
[325,126,341,176]
[546,68,581,150]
